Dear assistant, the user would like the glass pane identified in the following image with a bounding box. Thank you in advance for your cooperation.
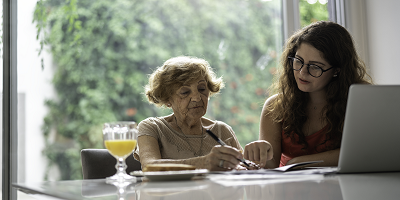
[299,0,329,27]
[16,0,51,199]
[18,0,283,183]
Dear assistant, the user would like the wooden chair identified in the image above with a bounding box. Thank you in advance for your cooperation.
[80,149,141,179]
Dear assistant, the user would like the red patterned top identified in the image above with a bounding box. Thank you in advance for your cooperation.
[280,126,332,167]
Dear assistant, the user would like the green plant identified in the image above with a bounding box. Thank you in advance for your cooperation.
[299,0,329,27]
[34,0,281,180]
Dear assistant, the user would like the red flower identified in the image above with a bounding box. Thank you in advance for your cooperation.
[230,106,239,113]
[125,108,137,116]
[255,88,264,96]
[245,74,253,81]
[230,82,237,89]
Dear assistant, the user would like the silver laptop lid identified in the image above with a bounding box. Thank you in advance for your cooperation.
[338,85,400,173]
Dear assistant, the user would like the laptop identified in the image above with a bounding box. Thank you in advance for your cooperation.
[337,84,400,173]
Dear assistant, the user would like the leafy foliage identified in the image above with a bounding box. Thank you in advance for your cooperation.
[34,0,282,180]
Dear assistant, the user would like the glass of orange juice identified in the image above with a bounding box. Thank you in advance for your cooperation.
[103,121,138,182]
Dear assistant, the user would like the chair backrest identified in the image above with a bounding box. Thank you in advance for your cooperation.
[80,149,141,179]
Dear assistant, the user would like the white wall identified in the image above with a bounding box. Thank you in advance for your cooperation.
[365,0,400,84]
[347,0,400,85]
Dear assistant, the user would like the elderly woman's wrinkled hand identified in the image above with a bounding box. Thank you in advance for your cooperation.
[203,145,243,171]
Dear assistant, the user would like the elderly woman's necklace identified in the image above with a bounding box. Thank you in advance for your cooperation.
[174,115,204,157]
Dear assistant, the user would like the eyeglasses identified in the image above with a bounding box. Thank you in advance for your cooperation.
[288,57,334,78]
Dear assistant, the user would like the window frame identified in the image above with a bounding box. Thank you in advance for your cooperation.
[282,0,301,41]
[2,0,18,199]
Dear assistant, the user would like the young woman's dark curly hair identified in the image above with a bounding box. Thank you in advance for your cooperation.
[268,21,372,151]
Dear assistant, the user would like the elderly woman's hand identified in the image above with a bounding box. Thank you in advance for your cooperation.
[203,145,243,171]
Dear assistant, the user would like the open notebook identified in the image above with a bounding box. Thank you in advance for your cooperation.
[336,84,400,173]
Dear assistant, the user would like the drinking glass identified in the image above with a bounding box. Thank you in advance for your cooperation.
[103,121,138,182]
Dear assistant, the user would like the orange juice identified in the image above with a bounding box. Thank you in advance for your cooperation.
[104,140,137,158]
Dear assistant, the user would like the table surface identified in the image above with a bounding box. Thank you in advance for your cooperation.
[13,171,400,200]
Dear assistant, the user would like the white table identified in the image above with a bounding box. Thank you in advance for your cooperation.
[13,172,400,200]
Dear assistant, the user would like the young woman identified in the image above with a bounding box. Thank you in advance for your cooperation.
[244,21,372,168]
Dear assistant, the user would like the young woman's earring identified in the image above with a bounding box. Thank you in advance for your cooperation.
[333,74,338,77]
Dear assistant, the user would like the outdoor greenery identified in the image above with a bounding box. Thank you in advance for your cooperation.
[299,0,329,27]
[34,0,282,180]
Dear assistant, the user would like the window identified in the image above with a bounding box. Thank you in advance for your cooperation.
[16,0,284,183]
[2,1,335,199]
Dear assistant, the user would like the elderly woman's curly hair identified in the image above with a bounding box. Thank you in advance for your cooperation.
[145,56,224,107]
[268,21,372,151]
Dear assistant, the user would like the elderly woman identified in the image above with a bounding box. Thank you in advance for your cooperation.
[134,56,244,171]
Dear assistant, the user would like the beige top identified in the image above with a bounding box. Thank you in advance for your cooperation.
[134,116,242,161]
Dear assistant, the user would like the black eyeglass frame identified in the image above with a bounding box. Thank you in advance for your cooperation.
[288,56,334,78]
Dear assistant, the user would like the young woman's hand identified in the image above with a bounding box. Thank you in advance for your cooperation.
[244,140,274,168]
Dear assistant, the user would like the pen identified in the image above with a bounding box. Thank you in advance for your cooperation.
[206,129,250,167]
